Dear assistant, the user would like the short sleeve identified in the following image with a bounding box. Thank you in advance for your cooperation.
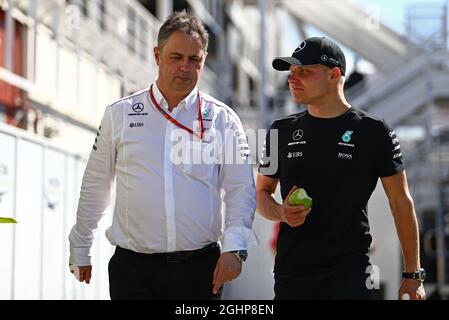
[373,120,404,177]
[258,121,280,178]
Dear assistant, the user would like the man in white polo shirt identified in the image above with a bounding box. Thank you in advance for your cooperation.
[68,10,257,300]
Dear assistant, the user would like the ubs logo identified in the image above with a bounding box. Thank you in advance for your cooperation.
[129,122,144,128]
[287,152,303,159]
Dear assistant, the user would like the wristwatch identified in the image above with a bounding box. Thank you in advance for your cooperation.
[402,268,426,282]
[231,250,248,263]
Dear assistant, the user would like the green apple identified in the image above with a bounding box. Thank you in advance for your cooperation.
[288,188,312,208]
[0,217,17,223]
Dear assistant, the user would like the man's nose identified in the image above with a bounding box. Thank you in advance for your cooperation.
[288,74,300,83]
[179,58,191,71]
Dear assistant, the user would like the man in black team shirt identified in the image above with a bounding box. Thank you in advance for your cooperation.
[256,37,426,300]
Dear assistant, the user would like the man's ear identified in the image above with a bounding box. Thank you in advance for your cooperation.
[330,67,341,80]
[154,47,160,66]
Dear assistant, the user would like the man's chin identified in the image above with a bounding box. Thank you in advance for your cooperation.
[172,85,194,96]
[174,77,192,85]
[173,81,195,92]
[293,97,307,104]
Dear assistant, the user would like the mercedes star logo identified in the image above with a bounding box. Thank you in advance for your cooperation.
[132,103,144,113]
[292,129,303,141]
[294,41,306,53]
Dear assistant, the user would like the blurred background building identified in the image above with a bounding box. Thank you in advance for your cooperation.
[0,0,448,300]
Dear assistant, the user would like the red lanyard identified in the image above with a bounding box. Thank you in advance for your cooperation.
[149,84,204,141]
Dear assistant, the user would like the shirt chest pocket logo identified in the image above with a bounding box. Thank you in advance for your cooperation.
[180,141,216,181]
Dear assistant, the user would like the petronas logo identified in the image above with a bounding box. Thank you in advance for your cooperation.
[342,130,354,143]
[202,109,210,118]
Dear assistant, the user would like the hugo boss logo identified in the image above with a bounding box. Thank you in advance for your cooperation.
[338,152,352,160]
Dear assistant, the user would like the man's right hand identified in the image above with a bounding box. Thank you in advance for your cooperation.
[280,185,311,227]
[70,265,92,284]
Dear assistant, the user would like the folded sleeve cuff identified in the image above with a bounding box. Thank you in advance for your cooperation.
[221,227,259,252]
[69,247,92,266]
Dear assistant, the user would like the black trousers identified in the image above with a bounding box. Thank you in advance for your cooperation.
[108,243,221,300]
[274,262,374,300]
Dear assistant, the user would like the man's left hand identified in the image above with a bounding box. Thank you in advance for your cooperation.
[399,279,426,300]
[212,252,242,294]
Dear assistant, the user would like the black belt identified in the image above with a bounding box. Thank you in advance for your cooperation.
[117,242,219,263]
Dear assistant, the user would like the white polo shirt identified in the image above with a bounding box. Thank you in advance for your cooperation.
[69,83,257,266]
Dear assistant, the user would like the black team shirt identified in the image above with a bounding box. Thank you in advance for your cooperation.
[259,107,404,275]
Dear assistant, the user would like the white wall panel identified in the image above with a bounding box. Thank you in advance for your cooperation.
[57,47,78,113]
[96,190,115,300]
[41,148,66,299]
[223,169,276,299]
[73,157,89,299]
[35,32,56,100]
[1,124,114,300]
[92,74,121,126]
[110,77,122,103]
[13,139,44,299]
[79,56,97,122]
[368,183,401,300]
[95,66,110,115]
[0,132,16,299]
[64,156,77,300]
[64,156,89,300]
